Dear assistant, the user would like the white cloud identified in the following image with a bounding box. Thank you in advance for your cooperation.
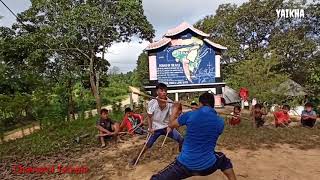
[143,0,248,38]
[0,0,31,27]
[103,41,149,73]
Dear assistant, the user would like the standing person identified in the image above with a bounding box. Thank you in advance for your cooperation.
[96,109,120,148]
[151,92,236,180]
[120,107,145,135]
[273,105,291,127]
[301,103,317,128]
[131,83,184,164]
[250,98,257,111]
[251,103,267,128]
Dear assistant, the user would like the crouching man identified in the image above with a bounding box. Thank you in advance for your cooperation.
[151,92,237,180]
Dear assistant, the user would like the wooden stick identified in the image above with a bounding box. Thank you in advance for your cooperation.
[134,133,152,166]
[96,132,127,137]
[129,125,141,134]
[129,86,194,108]
[161,130,170,148]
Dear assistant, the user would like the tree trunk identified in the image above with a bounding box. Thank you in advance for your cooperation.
[89,57,102,114]
[67,78,76,121]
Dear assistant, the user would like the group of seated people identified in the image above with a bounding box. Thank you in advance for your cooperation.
[229,102,318,128]
[96,102,318,147]
[95,107,146,147]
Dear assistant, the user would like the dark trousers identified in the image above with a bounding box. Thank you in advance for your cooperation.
[255,117,265,128]
[151,152,233,180]
[301,118,316,127]
[146,128,184,149]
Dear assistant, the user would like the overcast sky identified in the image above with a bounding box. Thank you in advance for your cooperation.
[0,0,248,72]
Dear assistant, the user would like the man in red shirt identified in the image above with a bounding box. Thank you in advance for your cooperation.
[120,107,144,135]
[273,105,291,127]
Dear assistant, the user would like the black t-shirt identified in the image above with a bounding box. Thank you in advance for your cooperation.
[96,118,114,132]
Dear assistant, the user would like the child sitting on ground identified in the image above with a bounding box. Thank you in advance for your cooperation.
[301,103,317,128]
[229,105,241,126]
[120,107,145,135]
[96,109,120,148]
[273,105,291,127]
[252,103,267,128]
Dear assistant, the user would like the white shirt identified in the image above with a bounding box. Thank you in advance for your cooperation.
[147,98,173,130]
[252,98,257,106]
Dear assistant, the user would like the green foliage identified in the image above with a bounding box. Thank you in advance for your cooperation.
[133,52,149,87]
[0,0,154,132]
[195,0,320,99]
[306,58,320,97]
[226,55,288,103]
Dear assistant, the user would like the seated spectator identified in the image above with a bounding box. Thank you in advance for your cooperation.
[229,105,241,126]
[120,107,145,135]
[273,105,291,127]
[301,103,317,128]
[251,104,267,128]
[96,109,120,148]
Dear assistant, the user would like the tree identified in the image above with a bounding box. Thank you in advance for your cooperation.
[195,0,285,63]
[133,52,149,87]
[226,54,288,103]
[17,0,154,113]
[306,55,320,97]
[195,0,319,99]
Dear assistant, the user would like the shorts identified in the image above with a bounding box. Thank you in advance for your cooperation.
[146,128,183,149]
[301,118,316,128]
[255,117,265,128]
[151,152,233,180]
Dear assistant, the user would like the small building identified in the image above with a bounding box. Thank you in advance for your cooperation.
[144,22,227,104]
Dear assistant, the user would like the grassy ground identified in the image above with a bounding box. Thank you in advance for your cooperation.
[0,118,98,160]
[218,113,320,150]
[0,110,126,160]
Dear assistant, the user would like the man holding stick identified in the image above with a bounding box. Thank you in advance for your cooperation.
[132,83,184,165]
[151,92,236,180]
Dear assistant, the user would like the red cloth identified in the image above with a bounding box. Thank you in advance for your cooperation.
[274,111,290,125]
[121,114,143,134]
[239,88,249,101]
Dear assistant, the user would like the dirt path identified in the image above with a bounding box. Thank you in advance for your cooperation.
[62,136,320,180]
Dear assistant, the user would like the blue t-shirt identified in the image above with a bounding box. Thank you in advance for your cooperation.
[177,106,224,171]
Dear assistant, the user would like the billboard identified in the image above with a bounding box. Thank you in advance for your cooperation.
[150,35,216,85]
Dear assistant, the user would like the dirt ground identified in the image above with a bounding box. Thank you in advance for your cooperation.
[4,105,320,180]
[61,134,320,180]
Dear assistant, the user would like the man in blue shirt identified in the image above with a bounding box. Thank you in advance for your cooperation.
[151,92,236,180]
